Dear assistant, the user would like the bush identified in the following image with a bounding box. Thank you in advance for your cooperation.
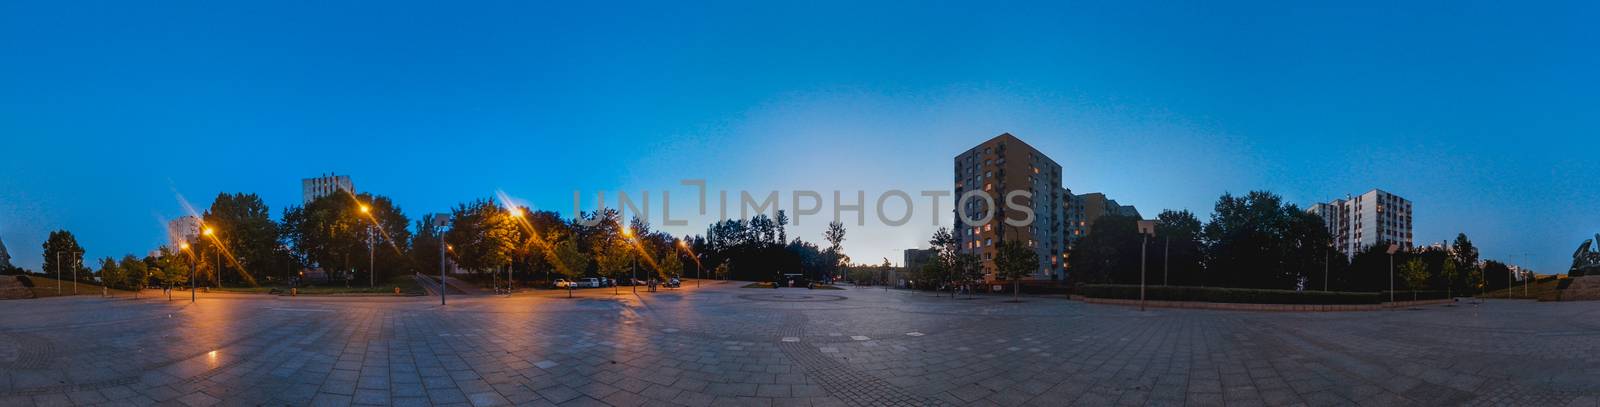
[1077,284,1381,304]
[15,275,34,288]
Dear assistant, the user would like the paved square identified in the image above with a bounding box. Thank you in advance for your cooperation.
[1,282,1598,406]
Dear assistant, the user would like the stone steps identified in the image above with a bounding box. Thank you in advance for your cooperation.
[0,275,35,299]
[1560,275,1600,301]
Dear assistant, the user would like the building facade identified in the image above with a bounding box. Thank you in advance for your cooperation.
[1066,192,1141,246]
[903,248,938,274]
[302,173,355,204]
[1308,189,1414,257]
[953,133,1068,281]
[167,215,201,246]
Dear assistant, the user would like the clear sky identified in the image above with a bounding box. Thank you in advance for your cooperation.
[2,1,1596,275]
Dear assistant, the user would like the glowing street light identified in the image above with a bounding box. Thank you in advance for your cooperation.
[357,203,377,288]
[180,242,196,303]
[622,226,637,293]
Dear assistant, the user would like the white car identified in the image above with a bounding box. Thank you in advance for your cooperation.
[577,278,601,288]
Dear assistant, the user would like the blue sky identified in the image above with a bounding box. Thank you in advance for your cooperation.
[1,1,1596,274]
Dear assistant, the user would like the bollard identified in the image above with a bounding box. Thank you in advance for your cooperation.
[394,286,401,296]
[291,287,298,296]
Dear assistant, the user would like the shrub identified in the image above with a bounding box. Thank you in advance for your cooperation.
[15,275,34,288]
[1077,284,1381,304]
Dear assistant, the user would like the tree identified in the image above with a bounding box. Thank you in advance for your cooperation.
[41,230,87,280]
[955,253,983,294]
[550,240,588,297]
[597,241,632,294]
[994,240,1038,300]
[823,221,847,280]
[152,246,191,288]
[1153,210,1206,287]
[775,210,789,244]
[1450,233,1480,294]
[442,198,516,276]
[1440,259,1459,298]
[1201,191,1331,289]
[119,254,148,290]
[97,257,120,290]
[929,227,959,296]
[1067,215,1141,285]
[202,193,281,287]
[1399,257,1429,300]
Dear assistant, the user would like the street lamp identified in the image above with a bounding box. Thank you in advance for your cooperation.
[359,204,376,288]
[180,242,196,303]
[507,208,524,293]
[678,239,702,288]
[622,226,637,293]
[1137,220,1157,312]
[203,227,217,289]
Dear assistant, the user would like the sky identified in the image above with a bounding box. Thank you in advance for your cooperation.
[1,1,1597,275]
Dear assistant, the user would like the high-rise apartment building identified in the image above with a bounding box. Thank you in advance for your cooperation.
[302,173,355,204]
[953,133,1068,281]
[167,215,201,246]
[1308,189,1413,257]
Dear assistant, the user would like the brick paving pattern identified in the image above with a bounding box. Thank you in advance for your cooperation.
[0,283,1597,406]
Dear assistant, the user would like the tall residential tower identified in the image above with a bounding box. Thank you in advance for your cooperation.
[1308,189,1414,257]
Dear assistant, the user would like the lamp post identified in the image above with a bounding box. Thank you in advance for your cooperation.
[181,242,196,303]
[72,250,82,294]
[508,207,524,294]
[359,204,376,288]
[622,226,637,294]
[678,240,702,288]
[1137,220,1156,312]
[1386,243,1400,306]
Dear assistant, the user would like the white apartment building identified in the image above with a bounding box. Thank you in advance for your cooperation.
[302,173,355,204]
[1308,189,1414,258]
[167,215,201,246]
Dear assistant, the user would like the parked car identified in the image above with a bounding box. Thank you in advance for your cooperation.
[665,278,681,288]
[553,279,573,288]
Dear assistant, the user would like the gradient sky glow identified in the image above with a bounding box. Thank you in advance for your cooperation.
[2,1,1597,275]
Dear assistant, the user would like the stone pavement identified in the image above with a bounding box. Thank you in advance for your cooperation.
[1,282,1598,406]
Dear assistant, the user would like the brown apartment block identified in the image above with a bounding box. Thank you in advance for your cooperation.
[953,133,1140,283]
[953,133,1068,281]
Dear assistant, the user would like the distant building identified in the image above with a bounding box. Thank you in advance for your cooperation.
[302,173,355,204]
[903,248,938,273]
[1308,189,1413,258]
[1066,192,1141,246]
[167,215,201,246]
[954,133,1068,281]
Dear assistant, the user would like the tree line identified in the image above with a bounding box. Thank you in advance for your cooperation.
[18,191,854,289]
[896,190,1519,296]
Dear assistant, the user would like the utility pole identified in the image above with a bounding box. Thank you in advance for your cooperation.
[369,227,374,288]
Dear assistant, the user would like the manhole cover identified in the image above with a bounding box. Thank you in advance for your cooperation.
[738,294,848,302]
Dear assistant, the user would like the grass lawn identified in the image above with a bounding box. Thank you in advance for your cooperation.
[1476,278,1566,301]
[213,274,425,296]
[18,275,136,298]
